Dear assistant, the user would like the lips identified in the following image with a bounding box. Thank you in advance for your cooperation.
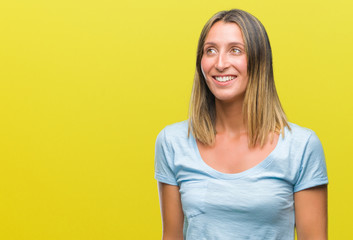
[213,75,236,82]
[212,75,237,85]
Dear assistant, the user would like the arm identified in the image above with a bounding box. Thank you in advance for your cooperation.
[158,182,184,240]
[294,185,328,240]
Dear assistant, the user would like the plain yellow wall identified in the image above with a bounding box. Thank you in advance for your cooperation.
[0,0,352,239]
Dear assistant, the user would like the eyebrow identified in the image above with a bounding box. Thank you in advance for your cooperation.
[204,41,245,47]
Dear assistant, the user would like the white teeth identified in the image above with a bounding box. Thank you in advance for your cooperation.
[214,76,236,82]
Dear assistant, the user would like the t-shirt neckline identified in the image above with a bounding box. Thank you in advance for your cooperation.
[190,128,286,180]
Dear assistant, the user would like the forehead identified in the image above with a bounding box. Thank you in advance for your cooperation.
[205,21,244,45]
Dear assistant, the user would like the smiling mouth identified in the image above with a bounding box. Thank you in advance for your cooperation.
[213,75,237,82]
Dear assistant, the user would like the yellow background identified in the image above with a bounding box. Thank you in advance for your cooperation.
[0,0,352,239]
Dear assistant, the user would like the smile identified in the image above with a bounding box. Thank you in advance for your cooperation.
[213,75,237,82]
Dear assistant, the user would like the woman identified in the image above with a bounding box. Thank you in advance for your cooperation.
[155,9,328,240]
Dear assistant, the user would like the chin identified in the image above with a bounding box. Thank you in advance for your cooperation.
[214,93,245,103]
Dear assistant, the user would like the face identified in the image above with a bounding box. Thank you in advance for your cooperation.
[201,21,248,103]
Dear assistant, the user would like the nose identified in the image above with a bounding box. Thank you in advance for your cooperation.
[215,53,230,72]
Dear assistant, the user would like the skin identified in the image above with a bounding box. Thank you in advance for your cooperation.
[294,185,328,239]
[199,21,279,173]
[158,182,184,240]
[158,21,327,239]
[201,21,248,106]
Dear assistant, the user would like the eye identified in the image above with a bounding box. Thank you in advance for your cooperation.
[231,48,242,55]
[205,48,217,55]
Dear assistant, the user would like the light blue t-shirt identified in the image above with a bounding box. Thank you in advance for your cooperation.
[154,120,328,240]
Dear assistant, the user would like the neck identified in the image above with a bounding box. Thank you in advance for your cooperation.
[215,97,246,138]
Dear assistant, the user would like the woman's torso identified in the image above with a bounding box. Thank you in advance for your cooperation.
[196,130,280,175]
[154,120,328,240]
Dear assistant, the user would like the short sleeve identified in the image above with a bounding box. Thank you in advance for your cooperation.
[154,128,178,186]
[294,131,328,192]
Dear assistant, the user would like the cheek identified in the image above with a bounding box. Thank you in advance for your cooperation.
[240,58,248,75]
[242,63,248,74]
[201,57,212,75]
[232,57,247,73]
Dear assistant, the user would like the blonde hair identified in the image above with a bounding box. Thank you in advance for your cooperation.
[188,9,290,148]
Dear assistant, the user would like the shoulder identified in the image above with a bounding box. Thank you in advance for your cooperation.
[282,122,324,160]
[156,120,190,146]
[162,120,189,136]
[285,122,321,146]
[158,120,189,139]
[286,124,328,191]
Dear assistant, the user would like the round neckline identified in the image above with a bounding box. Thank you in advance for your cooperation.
[190,129,285,180]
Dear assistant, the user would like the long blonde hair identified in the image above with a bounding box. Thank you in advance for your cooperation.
[188,9,290,148]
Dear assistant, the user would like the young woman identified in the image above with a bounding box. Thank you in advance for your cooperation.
[155,9,328,240]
